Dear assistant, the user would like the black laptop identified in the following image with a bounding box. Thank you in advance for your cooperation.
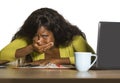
[95,21,120,69]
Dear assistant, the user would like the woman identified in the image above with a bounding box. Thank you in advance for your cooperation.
[0,8,94,66]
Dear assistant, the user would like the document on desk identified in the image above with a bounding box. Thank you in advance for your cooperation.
[17,63,75,69]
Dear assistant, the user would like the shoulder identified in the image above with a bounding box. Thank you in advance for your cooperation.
[72,35,87,48]
[72,35,86,43]
[12,37,27,42]
[11,37,28,45]
[71,35,87,52]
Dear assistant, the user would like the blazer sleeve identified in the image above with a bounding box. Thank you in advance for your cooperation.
[0,38,28,61]
[72,36,95,53]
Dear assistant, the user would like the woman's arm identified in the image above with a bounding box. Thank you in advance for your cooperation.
[0,38,28,61]
[15,44,34,58]
[72,36,88,52]
[15,42,53,58]
[72,35,95,53]
[15,35,54,59]
[26,58,71,66]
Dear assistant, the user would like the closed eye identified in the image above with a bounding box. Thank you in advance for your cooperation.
[42,35,48,38]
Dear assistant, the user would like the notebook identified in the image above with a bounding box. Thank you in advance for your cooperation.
[95,21,120,69]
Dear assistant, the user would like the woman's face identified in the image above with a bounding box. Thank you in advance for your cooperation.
[34,26,55,45]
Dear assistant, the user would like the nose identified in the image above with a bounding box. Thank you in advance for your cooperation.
[38,37,46,45]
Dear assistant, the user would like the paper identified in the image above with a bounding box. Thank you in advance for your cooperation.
[17,63,75,69]
[0,65,7,68]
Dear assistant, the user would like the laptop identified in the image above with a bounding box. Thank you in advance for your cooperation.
[95,21,120,69]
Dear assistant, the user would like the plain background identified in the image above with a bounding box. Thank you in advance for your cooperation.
[0,0,120,53]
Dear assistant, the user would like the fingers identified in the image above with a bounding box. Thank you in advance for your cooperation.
[24,59,57,67]
[27,60,50,66]
[38,42,54,52]
[32,42,54,53]
[33,44,45,53]
[43,42,54,51]
[33,59,56,66]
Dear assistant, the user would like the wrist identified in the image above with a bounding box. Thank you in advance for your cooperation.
[50,58,70,65]
[29,44,34,52]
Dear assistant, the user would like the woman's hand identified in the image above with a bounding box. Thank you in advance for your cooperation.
[24,58,70,66]
[32,42,54,53]
[32,36,54,53]
[25,59,58,66]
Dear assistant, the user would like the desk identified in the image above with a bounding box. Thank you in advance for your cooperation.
[0,67,120,83]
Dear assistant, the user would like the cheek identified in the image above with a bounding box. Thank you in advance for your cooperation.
[33,36,38,41]
[47,36,55,43]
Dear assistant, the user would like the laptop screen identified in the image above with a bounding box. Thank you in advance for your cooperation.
[96,21,120,69]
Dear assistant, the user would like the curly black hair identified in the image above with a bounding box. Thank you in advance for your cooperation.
[12,7,86,47]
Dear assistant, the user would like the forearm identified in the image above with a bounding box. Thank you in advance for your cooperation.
[28,58,71,66]
[15,44,34,58]
[52,58,71,65]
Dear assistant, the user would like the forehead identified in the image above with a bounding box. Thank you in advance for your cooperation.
[37,26,50,33]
